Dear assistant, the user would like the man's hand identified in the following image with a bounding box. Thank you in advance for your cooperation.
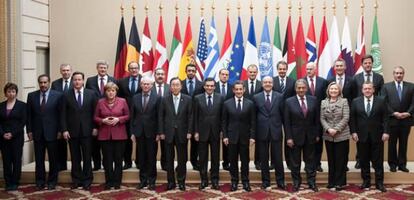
[130,135,136,143]
[63,131,70,140]
[287,139,294,148]
[159,134,165,140]
[3,133,12,140]
[92,129,98,136]
[382,133,389,142]
[250,139,255,145]
[223,138,229,146]
[194,132,199,141]
[187,133,192,140]
[351,133,359,142]
[27,132,33,141]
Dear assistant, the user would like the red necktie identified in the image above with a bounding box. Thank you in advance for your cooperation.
[310,78,315,96]
[300,97,308,117]
[100,77,105,95]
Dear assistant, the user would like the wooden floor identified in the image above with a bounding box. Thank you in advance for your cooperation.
[20,161,414,184]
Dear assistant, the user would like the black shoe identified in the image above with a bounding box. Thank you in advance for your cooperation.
[309,184,318,192]
[104,185,111,190]
[35,184,44,190]
[326,184,335,189]
[346,166,349,171]
[137,182,147,189]
[390,166,397,172]
[47,184,56,190]
[292,184,300,192]
[359,182,371,190]
[316,165,323,172]
[178,184,186,191]
[355,161,361,169]
[222,163,230,171]
[123,164,132,170]
[243,183,251,192]
[211,183,219,190]
[230,183,238,191]
[193,165,200,171]
[167,183,176,190]
[376,184,387,192]
[261,183,270,189]
[59,166,68,171]
[277,183,286,190]
[148,184,156,190]
[335,185,345,191]
[269,164,275,170]
[114,185,121,189]
[83,185,91,190]
[93,166,101,171]
[255,164,261,170]
[161,166,167,171]
[5,185,17,191]
[199,181,208,190]
[398,166,410,173]
[70,183,82,189]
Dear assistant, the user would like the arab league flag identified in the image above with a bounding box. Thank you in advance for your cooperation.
[167,16,182,83]
[272,16,282,77]
[258,16,273,80]
[228,17,244,84]
[241,16,258,80]
[371,15,383,75]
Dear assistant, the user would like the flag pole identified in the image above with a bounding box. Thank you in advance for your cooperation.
[175,1,179,16]
[159,1,163,16]
[298,1,302,17]
[187,1,191,17]
[323,1,326,16]
[237,0,241,17]
[226,2,230,17]
[250,0,253,16]
[344,0,348,16]
[201,0,204,17]
[374,0,378,16]
[361,0,365,16]
[145,1,148,16]
[211,0,215,16]
[288,0,292,16]
[332,0,336,16]
[120,3,124,17]
[265,0,268,16]
[310,1,314,16]
[276,1,280,17]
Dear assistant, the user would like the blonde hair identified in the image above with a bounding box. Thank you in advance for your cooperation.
[104,82,119,92]
[325,82,343,99]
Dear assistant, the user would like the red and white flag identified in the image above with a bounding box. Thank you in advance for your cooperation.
[139,16,154,77]
[154,16,169,78]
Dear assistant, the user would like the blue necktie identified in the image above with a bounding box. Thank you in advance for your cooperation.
[64,80,69,92]
[265,94,271,111]
[131,78,136,93]
[77,90,82,107]
[189,80,194,96]
[397,82,402,101]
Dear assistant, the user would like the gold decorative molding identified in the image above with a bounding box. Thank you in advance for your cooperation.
[0,0,7,97]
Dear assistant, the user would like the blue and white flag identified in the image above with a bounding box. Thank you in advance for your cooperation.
[204,16,220,79]
[258,16,273,79]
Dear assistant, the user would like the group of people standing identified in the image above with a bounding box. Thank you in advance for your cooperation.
[0,54,412,194]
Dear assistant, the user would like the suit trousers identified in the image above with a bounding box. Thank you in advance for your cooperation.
[68,136,93,187]
[1,136,24,187]
[198,138,220,184]
[289,141,316,186]
[190,137,199,167]
[325,140,349,187]
[101,140,125,187]
[92,136,102,169]
[165,133,188,184]
[357,140,384,185]
[228,142,250,184]
[222,142,229,166]
[56,138,68,170]
[34,138,58,186]
[388,124,411,168]
[259,139,284,185]
[123,136,133,167]
[137,135,157,185]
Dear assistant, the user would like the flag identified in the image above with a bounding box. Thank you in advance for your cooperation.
[203,16,220,79]
[370,15,383,74]
[154,16,169,77]
[283,16,296,79]
[341,16,354,76]
[258,16,273,80]
[242,16,258,80]
[178,16,196,80]
[327,16,341,79]
[195,17,207,80]
[295,16,307,79]
[139,16,154,77]
[317,16,330,79]
[354,16,366,74]
[228,17,244,84]
[167,16,182,83]
[216,17,232,81]
[113,16,128,79]
[272,16,283,77]
[306,15,317,64]
[123,16,141,78]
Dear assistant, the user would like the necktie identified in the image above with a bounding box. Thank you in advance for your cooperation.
[174,96,179,114]
[237,98,242,112]
[265,93,271,111]
[300,97,308,117]
[100,77,105,95]
[221,84,226,96]
[77,90,82,107]
[280,78,285,93]
[207,95,212,109]
[338,77,343,89]
[397,82,402,101]
[189,80,194,96]
[158,84,162,97]
[131,78,136,93]
[366,98,371,115]
[41,92,46,112]
[250,81,254,95]
[143,93,149,111]
[64,80,69,92]
[310,78,315,96]
[366,73,372,83]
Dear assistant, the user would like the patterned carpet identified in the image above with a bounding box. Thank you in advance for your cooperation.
[1,183,414,200]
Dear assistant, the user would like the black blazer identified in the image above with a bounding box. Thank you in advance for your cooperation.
[0,100,26,139]
[243,79,263,100]
[181,79,204,98]
[284,95,320,146]
[215,82,234,100]
[193,93,224,142]
[327,75,353,105]
[381,81,414,126]
[26,90,63,142]
[254,91,284,141]
[151,83,171,97]
[350,96,388,143]
[352,71,384,98]
[61,88,98,138]
[117,75,142,105]
[303,76,328,103]
[222,98,256,145]
[273,76,296,99]
[85,75,116,98]
[130,92,161,138]
[158,93,193,144]
[51,78,73,92]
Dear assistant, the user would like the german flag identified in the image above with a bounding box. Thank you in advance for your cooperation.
[113,16,128,79]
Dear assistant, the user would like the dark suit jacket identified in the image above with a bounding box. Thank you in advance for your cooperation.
[350,96,389,143]
[273,76,296,99]
[254,91,284,141]
[0,100,26,138]
[381,81,414,126]
[327,75,353,105]
[352,71,384,98]
[27,90,63,142]
[51,78,73,92]
[181,79,204,98]
[94,97,130,141]
[151,83,171,97]
[303,76,328,103]
[222,97,256,145]
[243,79,263,100]
[130,92,161,138]
[215,82,234,100]
[85,75,116,98]
[117,75,142,105]
[193,93,224,142]
[284,95,320,146]
[61,88,98,138]
[158,93,193,144]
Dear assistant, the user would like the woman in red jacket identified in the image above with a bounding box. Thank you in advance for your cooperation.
[94,82,129,190]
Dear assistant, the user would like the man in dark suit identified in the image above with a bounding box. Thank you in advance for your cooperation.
[254,76,285,190]
[85,60,116,171]
[303,62,328,172]
[381,66,414,173]
[152,68,170,171]
[180,64,204,171]
[62,71,98,190]
[242,64,262,170]
[284,79,319,192]
[222,80,256,192]
[27,74,63,190]
[327,59,353,105]
[159,77,193,191]
[351,54,384,169]
[194,78,224,190]
[214,68,233,171]
[117,61,142,170]
[51,63,72,172]
[350,82,388,192]
[130,76,161,190]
